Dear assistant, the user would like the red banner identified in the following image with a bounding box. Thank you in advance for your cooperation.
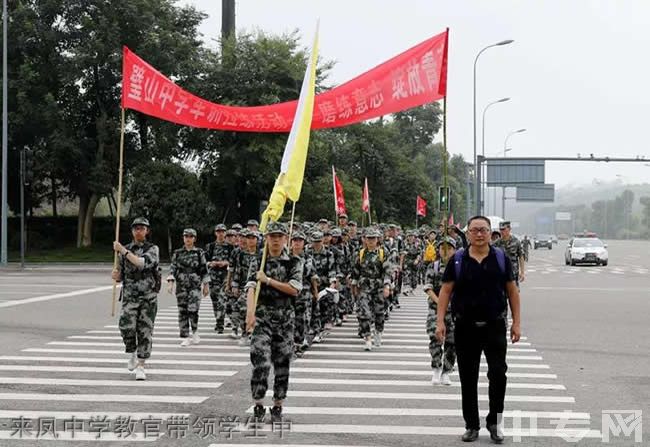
[416,195,427,217]
[121,30,447,132]
[362,177,370,213]
[332,166,347,216]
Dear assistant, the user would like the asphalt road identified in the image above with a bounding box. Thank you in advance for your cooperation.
[0,240,648,446]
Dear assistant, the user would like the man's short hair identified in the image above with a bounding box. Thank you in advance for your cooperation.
[467,215,491,228]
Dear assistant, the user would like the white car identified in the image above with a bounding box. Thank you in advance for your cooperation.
[565,238,608,266]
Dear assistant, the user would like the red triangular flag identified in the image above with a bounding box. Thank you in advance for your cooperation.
[416,195,427,217]
[332,166,347,216]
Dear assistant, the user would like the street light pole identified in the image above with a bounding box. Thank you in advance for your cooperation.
[473,39,514,216]
[1,0,8,266]
[481,97,510,214]
[501,128,526,218]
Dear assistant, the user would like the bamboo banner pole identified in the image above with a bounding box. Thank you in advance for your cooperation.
[111,108,126,317]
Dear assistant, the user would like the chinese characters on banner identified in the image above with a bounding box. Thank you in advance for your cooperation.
[416,195,427,217]
[122,30,448,132]
[332,166,347,216]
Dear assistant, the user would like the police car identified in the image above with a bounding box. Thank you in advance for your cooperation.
[565,237,608,266]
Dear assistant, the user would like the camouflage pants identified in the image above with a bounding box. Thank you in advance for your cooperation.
[309,297,321,336]
[294,291,311,346]
[407,265,418,289]
[337,285,352,317]
[232,291,247,334]
[426,309,456,373]
[250,305,295,401]
[119,295,158,360]
[356,289,385,338]
[176,289,201,338]
[319,291,335,328]
[209,280,227,331]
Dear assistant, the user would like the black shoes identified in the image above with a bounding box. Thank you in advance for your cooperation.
[462,428,479,442]
[487,424,504,444]
[270,405,283,423]
[253,404,266,421]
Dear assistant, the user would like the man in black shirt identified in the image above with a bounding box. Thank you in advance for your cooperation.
[435,216,521,444]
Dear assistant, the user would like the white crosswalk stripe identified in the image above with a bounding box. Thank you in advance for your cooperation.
[0,289,600,444]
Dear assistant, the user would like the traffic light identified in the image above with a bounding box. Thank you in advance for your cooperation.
[438,186,450,212]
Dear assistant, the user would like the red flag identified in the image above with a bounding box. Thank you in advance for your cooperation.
[362,178,370,213]
[332,166,347,216]
[416,196,427,217]
[448,212,454,226]
[121,30,448,132]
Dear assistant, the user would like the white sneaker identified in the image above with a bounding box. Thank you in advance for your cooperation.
[191,332,200,345]
[135,365,146,380]
[373,331,382,347]
[431,367,442,385]
[312,334,322,344]
[229,328,240,339]
[239,335,251,346]
[364,338,373,351]
[180,338,192,347]
[440,371,452,386]
[127,353,137,371]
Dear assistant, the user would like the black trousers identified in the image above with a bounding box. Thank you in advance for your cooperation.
[454,317,508,430]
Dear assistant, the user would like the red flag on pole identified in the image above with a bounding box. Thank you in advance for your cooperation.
[416,195,427,217]
[448,212,454,226]
[332,166,347,216]
[362,178,370,213]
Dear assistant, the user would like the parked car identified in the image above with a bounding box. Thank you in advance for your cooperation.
[534,234,553,250]
[565,237,608,266]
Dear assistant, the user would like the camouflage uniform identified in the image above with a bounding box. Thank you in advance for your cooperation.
[403,236,422,289]
[169,244,209,338]
[331,232,353,321]
[351,240,392,338]
[306,235,338,335]
[230,239,258,335]
[293,239,316,350]
[247,223,303,402]
[117,238,160,360]
[383,234,401,312]
[522,237,531,262]
[423,256,456,373]
[494,235,523,284]
[205,226,236,332]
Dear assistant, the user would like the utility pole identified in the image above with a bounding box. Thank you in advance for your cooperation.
[221,0,236,44]
[1,0,8,266]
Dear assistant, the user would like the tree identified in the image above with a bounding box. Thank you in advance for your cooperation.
[127,161,212,258]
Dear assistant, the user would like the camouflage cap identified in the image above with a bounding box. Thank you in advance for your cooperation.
[131,217,150,227]
[264,221,288,236]
[231,223,243,231]
[247,219,259,227]
[323,228,332,236]
[437,236,457,248]
[499,221,511,229]
[337,213,348,219]
[310,230,324,242]
[291,231,307,241]
[183,228,197,237]
[214,224,227,231]
[225,229,237,236]
[331,228,342,237]
[365,228,381,238]
[348,220,357,226]
[239,228,252,237]
[318,218,329,224]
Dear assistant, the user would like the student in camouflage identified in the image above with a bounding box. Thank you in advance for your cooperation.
[423,236,457,386]
[351,227,392,351]
[230,229,259,343]
[305,230,338,343]
[330,228,352,326]
[403,231,422,291]
[494,221,526,285]
[167,229,209,347]
[290,231,317,356]
[245,222,303,423]
[112,217,160,381]
[205,224,235,333]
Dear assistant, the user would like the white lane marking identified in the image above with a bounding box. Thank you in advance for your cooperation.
[290,378,565,390]
[49,341,246,350]
[0,365,235,376]
[290,367,557,379]
[246,406,590,419]
[267,390,574,402]
[309,343,537,352]
[0,410,190,419]
[0,377,222,388]
[302,350,543,360]
[0,393,206,403]
[0,430,160,441]
[23,348,248,358]
[0,286,114,309]
[0,355,246,366]
[295,359,550,368]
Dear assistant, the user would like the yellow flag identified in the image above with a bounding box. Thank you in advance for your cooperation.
[260,24,320,232]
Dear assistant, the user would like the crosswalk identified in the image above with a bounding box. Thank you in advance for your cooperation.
[0,291,602,444]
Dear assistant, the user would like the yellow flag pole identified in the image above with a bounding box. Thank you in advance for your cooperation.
[111,108,126,317]
[287,201,297,246]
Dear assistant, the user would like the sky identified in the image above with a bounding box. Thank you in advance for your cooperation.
[180,0,650,188]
